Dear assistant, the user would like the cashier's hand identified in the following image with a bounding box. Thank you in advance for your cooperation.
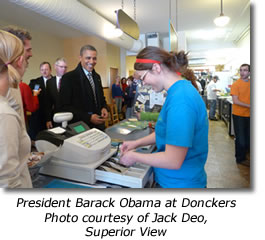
[120,141,137,154]
[119,151,137,167]
[90,114,106,125]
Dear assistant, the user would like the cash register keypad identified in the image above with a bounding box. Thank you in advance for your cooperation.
[77,130,108,148]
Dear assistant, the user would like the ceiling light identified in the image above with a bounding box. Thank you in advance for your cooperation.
[214,15,230,27]
[214,0,230,27]
[103,23,123,38]
[115,9,139,40]
[113,27,123,38]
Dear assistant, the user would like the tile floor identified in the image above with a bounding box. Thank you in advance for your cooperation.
[206,119,250,188]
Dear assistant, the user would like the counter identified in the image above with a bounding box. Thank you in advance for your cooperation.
[217,96,234,136]
[31,121,154,188]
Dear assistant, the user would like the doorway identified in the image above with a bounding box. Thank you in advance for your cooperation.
[104,67,119,104]
[109,67,118,87]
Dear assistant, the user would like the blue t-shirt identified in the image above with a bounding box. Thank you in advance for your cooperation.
[154,80,208,188]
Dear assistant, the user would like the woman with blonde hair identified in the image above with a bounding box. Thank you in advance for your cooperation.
[0,30,27,126]
[0,30,32,188]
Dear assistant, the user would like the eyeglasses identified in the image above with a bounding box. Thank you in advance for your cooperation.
[56,65,67,69]
[140,70,149,82]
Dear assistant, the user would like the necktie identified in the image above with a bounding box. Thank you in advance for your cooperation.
[87,72,97,106]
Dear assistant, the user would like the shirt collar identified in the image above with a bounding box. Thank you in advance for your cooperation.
[82,67,92,76]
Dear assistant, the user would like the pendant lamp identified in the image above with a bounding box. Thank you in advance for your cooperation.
[214,0,230,27]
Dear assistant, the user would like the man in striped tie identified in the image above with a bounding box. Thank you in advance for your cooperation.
[59,45,108,131]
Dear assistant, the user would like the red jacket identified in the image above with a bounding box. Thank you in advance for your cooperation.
[19,82,39,121]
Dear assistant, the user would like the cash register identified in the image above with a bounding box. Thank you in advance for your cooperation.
[35,113,153,188]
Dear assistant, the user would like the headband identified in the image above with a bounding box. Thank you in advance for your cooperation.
[136,58,161,64]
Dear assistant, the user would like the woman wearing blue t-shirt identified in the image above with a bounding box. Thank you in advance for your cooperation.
[120,46,208,188]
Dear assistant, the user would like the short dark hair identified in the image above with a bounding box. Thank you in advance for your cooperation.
[3,25,32,45]
[80,45,97,56]
[40,61,51,70]
[240,63,250,72]
[127,76,134,81]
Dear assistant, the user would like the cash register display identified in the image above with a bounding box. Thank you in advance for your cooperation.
[77,129,108,148]
[67,121,90,135]
[73,124,86,133]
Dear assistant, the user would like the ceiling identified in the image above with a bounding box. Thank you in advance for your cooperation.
[0,0,250,64]
[80,0,250,48]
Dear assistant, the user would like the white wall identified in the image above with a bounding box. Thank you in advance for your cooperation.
[120,48,127,78]
[225,30,250,75]
[0,20,64,84]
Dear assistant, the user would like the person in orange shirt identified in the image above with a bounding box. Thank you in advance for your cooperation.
[230,64,250,166]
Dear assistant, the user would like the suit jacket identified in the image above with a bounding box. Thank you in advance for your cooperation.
[45,76,61,122]
[59,63,107,130]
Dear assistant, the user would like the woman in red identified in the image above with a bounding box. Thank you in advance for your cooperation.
[19,80,40,123]
[121,77,127,92]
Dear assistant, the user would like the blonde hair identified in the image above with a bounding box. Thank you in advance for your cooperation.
[0,30,24,88]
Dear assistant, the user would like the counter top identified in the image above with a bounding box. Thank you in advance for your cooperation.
[105,120,151,142]
[226,98,233,104]
[31,120,153,188]
[217,96,233,104]
[217,95,231,99]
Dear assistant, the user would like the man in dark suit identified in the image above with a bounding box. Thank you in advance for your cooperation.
[45,58,68,129]
[29,61,52,140]
[59,45,108,131]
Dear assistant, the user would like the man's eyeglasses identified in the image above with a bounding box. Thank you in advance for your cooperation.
[56,65,68,69]
[140,70,149,81]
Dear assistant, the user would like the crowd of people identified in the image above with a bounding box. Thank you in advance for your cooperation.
[111,75,137,119]
[0,27,110,188]
[0,25,250,188]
